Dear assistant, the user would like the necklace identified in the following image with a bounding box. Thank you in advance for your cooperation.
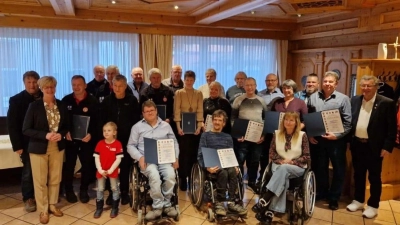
[185,88,195,112]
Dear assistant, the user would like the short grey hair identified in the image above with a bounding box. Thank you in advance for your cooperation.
[359,75,379,86]
[148,68,162,80]
[107,65,120,74]
[206,68,217,76]
[209,81,224,97]
[112,74,127,84]
[281,79,297,92]
[324,71,340,82]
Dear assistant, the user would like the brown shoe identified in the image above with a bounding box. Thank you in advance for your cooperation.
[39,212,49,224]
[24,198,37,212]
[48,207,63,217]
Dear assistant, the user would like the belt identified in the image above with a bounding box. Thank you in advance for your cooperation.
[354,136,368,143]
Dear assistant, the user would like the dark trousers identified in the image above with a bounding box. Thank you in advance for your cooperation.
[214,167,237,201]
[178,134,200,179]
[351,139,383,208]
[62,141,96,192]
[309,141,319,171]
[235,140,262,183]
[312,138,346,201]
[258,134,273,182]
[119,151,133,194]
[21,150,35,201]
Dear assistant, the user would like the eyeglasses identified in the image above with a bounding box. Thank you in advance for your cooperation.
[266,80,277,82]
[143,109,156,114]
[360,84,377,88]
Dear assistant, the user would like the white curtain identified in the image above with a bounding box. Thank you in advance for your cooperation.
[173,36,278,90]
[0,28,139,116]
[277,40,288,82]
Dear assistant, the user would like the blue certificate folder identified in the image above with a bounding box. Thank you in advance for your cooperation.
[143,138,175,165]
[181,112,196,134]
[263,111,283,134]
[71,115,90,140]
[201,147,238,168]
[303,111,329,137]
[231,119,249,138]
[156,105,166,120]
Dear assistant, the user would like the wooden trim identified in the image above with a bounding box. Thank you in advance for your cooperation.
[290,45,377,53]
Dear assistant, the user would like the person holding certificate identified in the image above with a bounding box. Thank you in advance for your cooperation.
[346,75,396,218]
[307,71,351,210]
[231,77,267,193]
[127,100,179,220]
[61,75,99,203]
[197,110,247,216]
[252,112,310,225]
[174,70,204,191]
[203,81,232,134]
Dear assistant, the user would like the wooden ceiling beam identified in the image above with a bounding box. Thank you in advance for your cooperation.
[48,0,75,16]
[195,0,277,24]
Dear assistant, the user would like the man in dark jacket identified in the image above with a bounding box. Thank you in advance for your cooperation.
[86,65,110,103]
[7,71,42,212]
[62,75,99,203]
[101,74,140,206]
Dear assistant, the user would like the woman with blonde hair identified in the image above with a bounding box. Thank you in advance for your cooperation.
[23,76,69,224]
[252,112,310,225]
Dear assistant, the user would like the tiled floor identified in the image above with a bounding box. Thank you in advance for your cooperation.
[1,185,400,225]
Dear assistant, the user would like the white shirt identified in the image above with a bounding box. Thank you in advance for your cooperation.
[198,83,226,99]
[355,93,377,138]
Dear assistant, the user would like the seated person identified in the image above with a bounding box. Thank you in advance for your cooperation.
[252,112,310,225]
[197,109,248,216]
[127,100,179,220]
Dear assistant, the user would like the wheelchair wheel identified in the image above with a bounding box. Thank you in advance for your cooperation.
[207,208,215,222]
[260,163,272,194]
[303,171,316,219]
[129,164,140,211]
[236,170,244,202]
[190,163,204,207]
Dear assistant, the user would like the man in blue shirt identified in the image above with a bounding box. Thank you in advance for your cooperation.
[127,100,179,221]
[257,73,284,109]
[294,73,319,104]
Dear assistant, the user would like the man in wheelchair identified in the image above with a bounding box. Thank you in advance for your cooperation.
[127,100,179,221]
[252,112,310,225]
[197,109,248,216]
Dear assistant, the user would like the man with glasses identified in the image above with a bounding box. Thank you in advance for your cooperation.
[346,75,396,218]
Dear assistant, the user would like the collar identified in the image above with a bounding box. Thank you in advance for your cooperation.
[141,117,163,126]
[43,99,58,109]
[169,78,183,88]
[267,87,281,94]
[362,92,377,104]
[73,91,87,104]
[318,90,337,99]
[133,81,144,91]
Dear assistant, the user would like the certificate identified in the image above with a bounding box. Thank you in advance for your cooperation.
[181,112,196,134]
[144,138,176,164]
[303,109,344,137]
[263,111,284,133]
[71,115,90,140]
[232,119,264,143]
[201,147,238,168]
[204,114,213,132]
[321,109,344,133]
[156,105,166,120]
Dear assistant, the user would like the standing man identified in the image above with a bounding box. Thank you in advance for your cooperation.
[162,65,184,93]
[106,65,133,95]
[226,71,258,105]
[198,68,225,99]
[128,67,148,102]
[62,75,98,203]
[7,71,42,212]
[231,77,267,193]
[346,75,396,218]
[86,65,110,103]
[294,73,319,104]
[308,71,352,210]
[258,73,284,109]
[101,75,140,205]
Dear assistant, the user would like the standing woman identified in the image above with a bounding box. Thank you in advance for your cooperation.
[174,70,204,191]
[23,76,69,224]
[203,81,232,134]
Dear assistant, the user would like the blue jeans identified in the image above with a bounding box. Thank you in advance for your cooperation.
[21,150,34,201]
[97,177,119,201]
[235,141,263,183]
[141,163,176,209]
[312,138,347,201]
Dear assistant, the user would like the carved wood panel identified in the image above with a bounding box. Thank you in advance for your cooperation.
[296,58,315,90]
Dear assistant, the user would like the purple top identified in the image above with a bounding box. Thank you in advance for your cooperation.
[272,97,308,120]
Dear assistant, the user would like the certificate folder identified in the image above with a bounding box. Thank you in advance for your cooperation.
[201,147,238,168]
[144,138,176,164]
[264,111,284,134]
[303,109,344,137]
[204,114,213,132]
[71,115,90,140]
[181,112,196,134]
[231,119,264,143]
[156,105,166,120]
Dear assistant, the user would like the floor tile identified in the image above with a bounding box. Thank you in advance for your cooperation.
[336,200,364,216]
[63,203,96,218]
[375,209,395,223]
[3,219,33,225]
[380,201,392,211]
[70,220,97,225]
[304,218,331,225]
[1,203,28,218]
[0,198,22,212]
[394,212,400,224]
[390,201,400,213]
[102,213,136,225]
[364,219,396,225]
[177,199,191,213]
[80,212,113,225]
[311,206,332,222]
[174,214,205,225]
[4,194,23,201]
[0,213,15,225]
[182,204,207,220]
[46,214,78,225]
[333,211,364,224]
[178,190,191,202]
[17,211,41,224]
[0,195,6,200]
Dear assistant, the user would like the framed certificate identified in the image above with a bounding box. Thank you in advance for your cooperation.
[263,111,284,134]
[201,147,238,168]
[156,105,166,120]
[303,109,344,137]
[181,112,196,134]
[144,138,176,164]
[71,115,90,140]
[231,119,264,143]
[204,114,213,132]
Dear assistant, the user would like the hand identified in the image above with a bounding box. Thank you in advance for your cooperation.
[172,159,179,169]
[81,133,91,143]
[15,149,23,155]
[256,136,264,144]
[66,132,72,141]
[207,166,219,174]
[177,128,184,136]
[321,132,337,140]
[106,169,113,175]
[237,136,245,142]
[309,136,318,144]
[300,123,305,130]
[46,132,56,141]
[194,127,202,135]
[235,167,239,175]
[281,159,293,164]
[165,119,170,123]
[98,169,107,178]
[49,133,62,142]
[381,149,390,158]
[139,157,147,170]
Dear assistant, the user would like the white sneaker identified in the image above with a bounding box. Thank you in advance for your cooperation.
[363,206,378,218]
[346,200,364,212]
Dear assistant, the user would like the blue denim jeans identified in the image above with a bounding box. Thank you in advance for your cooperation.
[21,150,35,201]
[234,141,263,183]
[97,177,119,201]
[141,163,176,209]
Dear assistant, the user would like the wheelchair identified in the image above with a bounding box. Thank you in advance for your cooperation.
[128,162,180,225]
[189,163,246,223]
[258,161,316,225]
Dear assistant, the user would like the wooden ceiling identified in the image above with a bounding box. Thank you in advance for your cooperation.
[0,0,399,39]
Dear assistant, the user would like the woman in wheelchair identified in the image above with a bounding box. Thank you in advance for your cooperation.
[197,109,248,216]
[252,112,310,224]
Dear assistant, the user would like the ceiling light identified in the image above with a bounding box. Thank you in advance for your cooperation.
[111,0,116,4]
[251,11,255,14]
[297,14,301,17]
[174,5,179,10]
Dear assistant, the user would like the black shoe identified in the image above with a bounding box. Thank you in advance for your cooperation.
[120,193,130,205]
[93,199,104,218]
[247,182,260,194]
[329,200,339,210]
[256,210,273,225]
[106,194,113,206]
[79,191,90,203]
[252,203,261,213]
[179,178,187,191]
[65,191,78,203]
[110,198,120,218]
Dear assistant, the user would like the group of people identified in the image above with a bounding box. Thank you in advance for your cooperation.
[6,65,396,225]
